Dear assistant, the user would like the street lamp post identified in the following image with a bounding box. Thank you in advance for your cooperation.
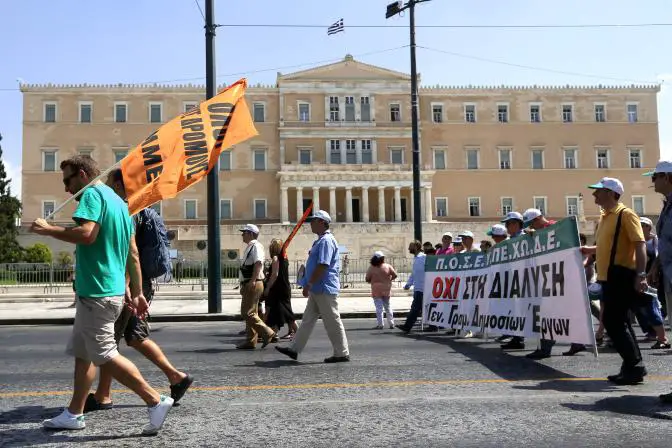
[386,0,431,243]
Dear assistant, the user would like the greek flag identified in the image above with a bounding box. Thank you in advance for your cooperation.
[327,19,344,35]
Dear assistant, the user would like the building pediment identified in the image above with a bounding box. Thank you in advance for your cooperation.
[278,55,411,83]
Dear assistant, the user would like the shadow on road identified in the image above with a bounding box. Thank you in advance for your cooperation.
[0,427,146,448]
[561,395,672,420]
[179,347,241,354]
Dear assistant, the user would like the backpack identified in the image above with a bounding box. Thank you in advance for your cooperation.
[135,207,172,281]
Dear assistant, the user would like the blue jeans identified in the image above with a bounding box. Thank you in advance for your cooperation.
[403,291,424,329]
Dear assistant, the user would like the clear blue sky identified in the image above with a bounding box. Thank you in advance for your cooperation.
[1,0,670,199]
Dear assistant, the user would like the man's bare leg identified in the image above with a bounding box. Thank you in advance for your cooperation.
[67,357,97,415]
[129,339,186,385]
[93,365,115,405]
[103,354,160,406]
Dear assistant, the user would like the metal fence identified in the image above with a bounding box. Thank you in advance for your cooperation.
[0,257,414,293]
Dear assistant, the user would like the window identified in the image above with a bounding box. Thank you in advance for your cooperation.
[42,201,55,219]
[360,96,371,122]
[629,148,642,169]
[345,96,355,122]
[435,198,448,217]
[298,103,310,122]
[468,197,481,217]
[390,148,404,164]
[329,140,341,164]
[596,148,610,169]
[390,103,401,122]
[43,150,56,172]
[433,149,446,170]
[220,199,232,219]
[149,102,163,123]
[531,149,544,170]
[113,149,127,163]
[632,196,645,216]
[594,104,606,122]
[253,149,266,171]
[564,148,577,169]
[149,202,162,216]
[361,140,372,164]
[432,104,443,123]
[253,103,265,123]
[562,104,573,123]
[299,148,312,165]
[566,196,579,216]
[534,196,547,216]
[530,104,541,123]
[219,151,231,171]
[78,148,94,158]
[44,102,57,123]
[466,149,479,170]
[184,101,198,113]
[346,139,357,164]
[464,104,476,123]
[501,197,513,215]
[79,102,92,123]
[254,199,267,219]
[329,96,340,121]
[114,103,127,123]
[499,149,511,170]
[497,104,509,123]
[627,103,639,123]
[185,199,197,219]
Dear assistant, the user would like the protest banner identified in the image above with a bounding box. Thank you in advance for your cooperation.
[422,217,595,346]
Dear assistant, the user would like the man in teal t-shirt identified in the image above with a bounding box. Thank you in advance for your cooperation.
[31,156,173,434]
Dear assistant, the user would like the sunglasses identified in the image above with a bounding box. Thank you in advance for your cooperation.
[652,173,666,181]
[62,172,79,186]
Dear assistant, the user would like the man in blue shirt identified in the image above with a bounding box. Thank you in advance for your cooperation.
[276,210,350,362]
[396,240,426,334]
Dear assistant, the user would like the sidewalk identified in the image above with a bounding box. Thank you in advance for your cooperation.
[0,288,414,325]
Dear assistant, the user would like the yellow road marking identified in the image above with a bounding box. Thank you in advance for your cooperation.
[2,375,672,398]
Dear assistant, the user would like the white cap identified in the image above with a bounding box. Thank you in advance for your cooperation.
[640,217,653,227]
[523,208,543,224]
[487,224,507,237]
[239,223,260,234]
[453,236,463,244]
[458,230,474,238]
[644,160,672,176]
[373,250,385,258]
[501,211,524,223]
[309,210,332,223]
[588,177,624,196]
[442,232,453,238]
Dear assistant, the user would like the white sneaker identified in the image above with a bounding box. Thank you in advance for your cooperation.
[142,395,174,435]
[43,409,86,430]
[463,331,474,339]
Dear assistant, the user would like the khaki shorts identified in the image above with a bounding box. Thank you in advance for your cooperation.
[66,295,123,366]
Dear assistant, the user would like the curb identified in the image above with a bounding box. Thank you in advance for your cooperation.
[0,311,411,326]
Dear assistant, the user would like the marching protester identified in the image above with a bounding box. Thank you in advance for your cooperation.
[237,224,276,350]
[487,224,508,245]
[264,238,298,340]
[83,169,193,414]
[499,212,526,350]
[365,251,398,329]
[452,237,464,253]
[275,211,350,362]
[396,240,426,334]
[423,241,436,255]
[645,160,672,401]
[436,232,454,255]
[458,230,480,252]
[479,240,493,253]
[31,156,173,434]
[581,177,648,385]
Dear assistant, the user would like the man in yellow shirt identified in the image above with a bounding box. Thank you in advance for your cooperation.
[581,177,648,385]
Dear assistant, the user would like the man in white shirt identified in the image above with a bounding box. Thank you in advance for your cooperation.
[458,230,481,253]
[396,241,426,334]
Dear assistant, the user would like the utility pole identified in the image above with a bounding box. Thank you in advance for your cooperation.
[205,0,222,313]
[386,0,430,243]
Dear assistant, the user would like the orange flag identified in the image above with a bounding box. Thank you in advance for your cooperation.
[121,79,257,215]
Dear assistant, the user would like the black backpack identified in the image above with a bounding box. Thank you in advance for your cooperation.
[135,207,172,281]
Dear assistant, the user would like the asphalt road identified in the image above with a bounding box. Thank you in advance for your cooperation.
[2,320,672,447]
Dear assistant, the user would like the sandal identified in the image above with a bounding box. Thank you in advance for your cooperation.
[280,333,294,340]
[651,340,672,349]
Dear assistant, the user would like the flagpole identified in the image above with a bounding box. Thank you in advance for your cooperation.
[205,0,222,313]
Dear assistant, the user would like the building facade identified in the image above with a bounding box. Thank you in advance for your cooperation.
[20,55,661,258]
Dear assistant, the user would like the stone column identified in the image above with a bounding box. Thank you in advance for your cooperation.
[296,187,303,221]
[378,186,386,223]
[280,187,289,224]
[345,187,353,223]
[424,186,433,222]
[312,186,320,211]
[329,187,337,222]
[361,187,370,223]
[340,140,346,165]
[394,186,402,222]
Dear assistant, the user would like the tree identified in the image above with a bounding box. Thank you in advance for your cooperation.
[0,133,23,263]
[24,243,52,263]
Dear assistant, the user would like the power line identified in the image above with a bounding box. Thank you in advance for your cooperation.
[215,22,672,30]
[418,45,663,85]
[193,0,205,22]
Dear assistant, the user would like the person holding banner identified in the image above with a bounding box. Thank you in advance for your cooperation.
[486,224,508,245]
[396,240,426,334]
[499,212,527,350]
[582,177,648,385]
[436,232,454,255]
[458,230,480,253]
